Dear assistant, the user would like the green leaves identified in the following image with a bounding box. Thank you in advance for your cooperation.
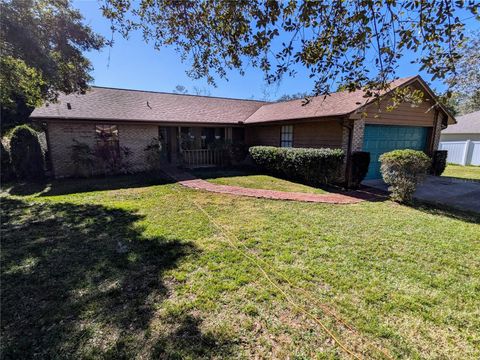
[102,0,478,97]
[380,149,431,202]
[9,124,46,181]
[249,146,345,185]
[0,0,105,132]
[0,56,44,110]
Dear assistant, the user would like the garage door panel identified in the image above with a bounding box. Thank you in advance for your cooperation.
[363,125,428,179]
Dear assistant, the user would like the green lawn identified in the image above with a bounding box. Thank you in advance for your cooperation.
[1,174,479,359]
[443,164,480,180]
[193,169,328,194]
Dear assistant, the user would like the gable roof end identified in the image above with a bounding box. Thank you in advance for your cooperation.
[244,76,455,124]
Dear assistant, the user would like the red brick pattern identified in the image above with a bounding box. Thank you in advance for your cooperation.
[351,119,365,152]
[163,168,377,204]
[48,121,158,178]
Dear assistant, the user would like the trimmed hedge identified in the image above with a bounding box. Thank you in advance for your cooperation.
[380,149,430,202]
[430,150,448,176]
[349,151,370,189]
[9,125,45,181]
[249,146,344,185]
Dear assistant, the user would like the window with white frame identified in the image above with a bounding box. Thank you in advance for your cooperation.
[280,125,293,147]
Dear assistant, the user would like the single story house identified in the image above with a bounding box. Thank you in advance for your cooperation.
[30,75,455,180]
[440,110,480,166]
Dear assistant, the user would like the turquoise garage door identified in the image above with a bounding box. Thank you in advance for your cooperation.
[363,125,428,179]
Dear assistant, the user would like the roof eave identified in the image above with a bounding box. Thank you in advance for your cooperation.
[30,116,246,126]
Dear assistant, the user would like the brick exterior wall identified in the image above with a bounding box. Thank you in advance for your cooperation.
[48,122,94,178]
[246,120,347,181]
[351,119,365,152]
[120,124,159,172]
[339,124,350,182]
[47,121,158,178]
[432,116,442,151]
[245,125,280,147]
[246,120,343,149]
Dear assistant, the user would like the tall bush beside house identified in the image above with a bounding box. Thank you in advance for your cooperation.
[430,150,448,176]
[9,125,45,181]
[349,151,370,189]
[1,141,15,182]
[70,140,95,177]
[144,137,162,171]
[249,146,344,185]
[380,149,430,202]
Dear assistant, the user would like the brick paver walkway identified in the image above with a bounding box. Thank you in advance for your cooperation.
[163,167,383,204]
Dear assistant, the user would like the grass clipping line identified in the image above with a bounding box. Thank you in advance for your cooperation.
[180,188,363,359]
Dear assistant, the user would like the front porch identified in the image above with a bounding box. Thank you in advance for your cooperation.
[157,125,244,168]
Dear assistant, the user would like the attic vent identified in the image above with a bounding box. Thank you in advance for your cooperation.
[67,102,72,110]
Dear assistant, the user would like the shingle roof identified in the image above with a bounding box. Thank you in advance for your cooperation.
[31,76,442,125]
[245,77,415,124]
[30,87,266,124]
[442,110,480,134]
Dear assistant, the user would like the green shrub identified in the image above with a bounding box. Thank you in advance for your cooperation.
[118,146,133,174]
[249,146,344,185]
[144,137,162,171]
[94,143,132,175]
[349,151,370,189]
[71,140,133,177]
[430,150,448,176]
[9,125,45,180]
[1,141,15,182]
[380,149,430,202]
[228,142,248,163]
[70,140,95,177]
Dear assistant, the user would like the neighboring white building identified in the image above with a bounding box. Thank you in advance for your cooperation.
[440,110,480,166]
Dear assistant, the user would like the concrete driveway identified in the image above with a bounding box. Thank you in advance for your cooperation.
[363,176,480,213]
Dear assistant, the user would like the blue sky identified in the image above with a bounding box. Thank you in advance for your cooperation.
[75,0,479,100]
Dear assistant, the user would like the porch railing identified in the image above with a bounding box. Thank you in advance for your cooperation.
[182,149,226,168]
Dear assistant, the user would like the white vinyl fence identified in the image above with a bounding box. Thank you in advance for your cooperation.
[439,140,480,166]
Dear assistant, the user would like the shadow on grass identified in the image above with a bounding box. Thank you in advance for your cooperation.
[151,314,234,359]
[3,172,175,197]
[0,198,232,358]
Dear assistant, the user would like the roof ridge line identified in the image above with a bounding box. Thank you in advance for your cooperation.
[89,85,270,103]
